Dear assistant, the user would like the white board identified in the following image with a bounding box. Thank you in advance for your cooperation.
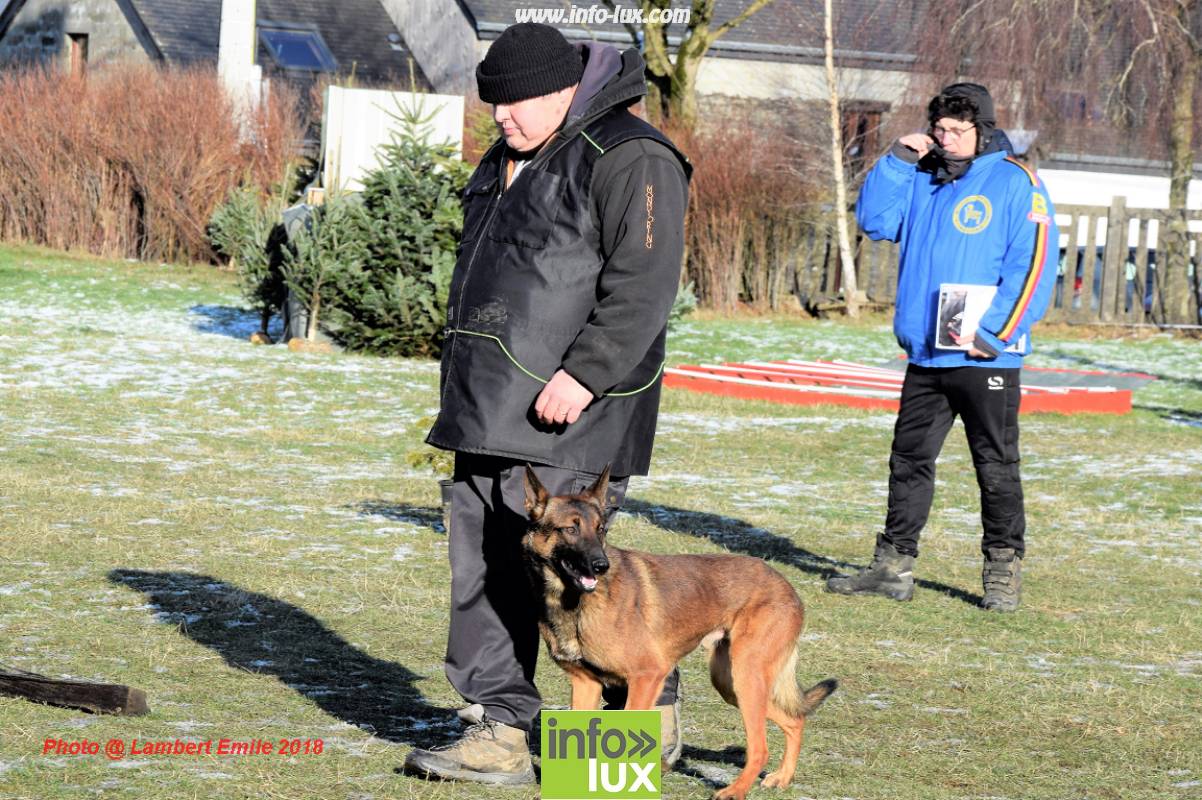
[321,86,465,193]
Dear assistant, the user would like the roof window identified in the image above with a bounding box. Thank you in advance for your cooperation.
[259,25,337,71]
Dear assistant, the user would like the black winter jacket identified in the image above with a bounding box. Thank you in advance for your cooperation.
[426,46,690,475]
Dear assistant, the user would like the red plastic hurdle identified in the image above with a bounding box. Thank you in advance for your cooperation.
[663,360,1134,414]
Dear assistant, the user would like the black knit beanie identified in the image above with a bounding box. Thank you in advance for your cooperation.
[476,23,583,104]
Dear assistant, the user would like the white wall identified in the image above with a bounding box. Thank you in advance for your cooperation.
[1042,169,1202,211]
[696,57,911,104]
[1043,170,1202,249]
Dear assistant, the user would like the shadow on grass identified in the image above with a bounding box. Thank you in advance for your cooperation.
[623,498,983,607]
[1044,348,1202,419]
[351,501,444,534]
[108,569,455,747]
[189,304,281,341]
[676,744,747,788]
[681,742,745,762]
[1135,405,1202,427]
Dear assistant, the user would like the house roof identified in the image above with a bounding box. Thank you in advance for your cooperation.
[460,0,920,68]
[0,0,430,86]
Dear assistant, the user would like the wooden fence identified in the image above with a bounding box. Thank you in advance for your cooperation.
[846,198,1202,325]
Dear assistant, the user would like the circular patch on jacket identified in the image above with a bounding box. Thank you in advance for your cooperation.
[953,195,992,234]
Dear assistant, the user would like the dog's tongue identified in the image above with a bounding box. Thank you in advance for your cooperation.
[580,576,598,591]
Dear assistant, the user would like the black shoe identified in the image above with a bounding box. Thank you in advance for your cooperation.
[981,547,1022,612]
[826,534,915,601]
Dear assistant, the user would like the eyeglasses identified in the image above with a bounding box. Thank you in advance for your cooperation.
[931,124,976,140]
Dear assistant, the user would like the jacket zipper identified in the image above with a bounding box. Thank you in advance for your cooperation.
[440,179,503,410]
[439,132,577,410]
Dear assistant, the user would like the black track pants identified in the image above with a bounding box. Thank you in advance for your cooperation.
[882,365,1025,558]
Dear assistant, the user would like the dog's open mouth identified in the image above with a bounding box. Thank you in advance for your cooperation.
[557,557,598,592]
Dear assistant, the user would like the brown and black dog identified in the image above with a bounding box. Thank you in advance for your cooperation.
[522,465,837,800]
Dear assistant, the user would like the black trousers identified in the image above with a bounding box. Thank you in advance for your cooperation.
[882,365,1025,558]
[445,453,678,732]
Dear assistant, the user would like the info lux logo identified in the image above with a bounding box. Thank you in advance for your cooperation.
[540,710,661,799]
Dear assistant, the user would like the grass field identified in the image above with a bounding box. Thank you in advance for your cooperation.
[1,244,1199,800]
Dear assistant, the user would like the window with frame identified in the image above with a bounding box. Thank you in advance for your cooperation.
[841,103,888,181]
[259,25,337,72]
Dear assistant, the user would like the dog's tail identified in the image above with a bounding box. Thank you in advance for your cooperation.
[771,646,838,717]
[797,676,839,716]
[706,634,838,717]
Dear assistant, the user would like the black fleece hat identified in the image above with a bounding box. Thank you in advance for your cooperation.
[476,23,583,104]
[931,82,997,154]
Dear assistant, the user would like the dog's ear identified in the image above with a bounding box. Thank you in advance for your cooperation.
[584,463,611,509]
[524,464,549,521]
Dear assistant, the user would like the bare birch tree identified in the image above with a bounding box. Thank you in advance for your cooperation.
[823,0,860,316]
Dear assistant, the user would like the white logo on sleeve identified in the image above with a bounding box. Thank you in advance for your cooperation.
[987,376,1004,390]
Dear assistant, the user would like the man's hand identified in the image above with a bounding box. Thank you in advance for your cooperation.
[898,133,935,160]
[534,369,595,425]
[953,331,989,358]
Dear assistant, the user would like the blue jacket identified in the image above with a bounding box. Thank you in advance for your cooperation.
[856,149,1058,368]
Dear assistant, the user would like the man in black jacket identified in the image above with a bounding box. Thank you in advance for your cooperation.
[403,23,690,785]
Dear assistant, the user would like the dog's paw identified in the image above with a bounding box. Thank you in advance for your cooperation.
[760,770,793,789]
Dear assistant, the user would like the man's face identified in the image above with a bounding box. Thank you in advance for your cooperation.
[493,85,577,152]
[931,116,978,158]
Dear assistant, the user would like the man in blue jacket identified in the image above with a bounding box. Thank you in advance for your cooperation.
[826,83,1057,612]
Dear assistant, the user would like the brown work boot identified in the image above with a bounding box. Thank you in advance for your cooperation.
[403,720,536,785]
[658,696,683,771]
[826,534,915,601]
[981,547,1022,612]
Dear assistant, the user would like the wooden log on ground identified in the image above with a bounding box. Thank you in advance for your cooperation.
[0,667,149,715]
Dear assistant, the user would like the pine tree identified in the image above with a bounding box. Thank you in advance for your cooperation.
[281,194,369,342]
[326,96,472,357]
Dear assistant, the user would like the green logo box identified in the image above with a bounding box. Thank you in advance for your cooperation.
[540,709,661,799]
